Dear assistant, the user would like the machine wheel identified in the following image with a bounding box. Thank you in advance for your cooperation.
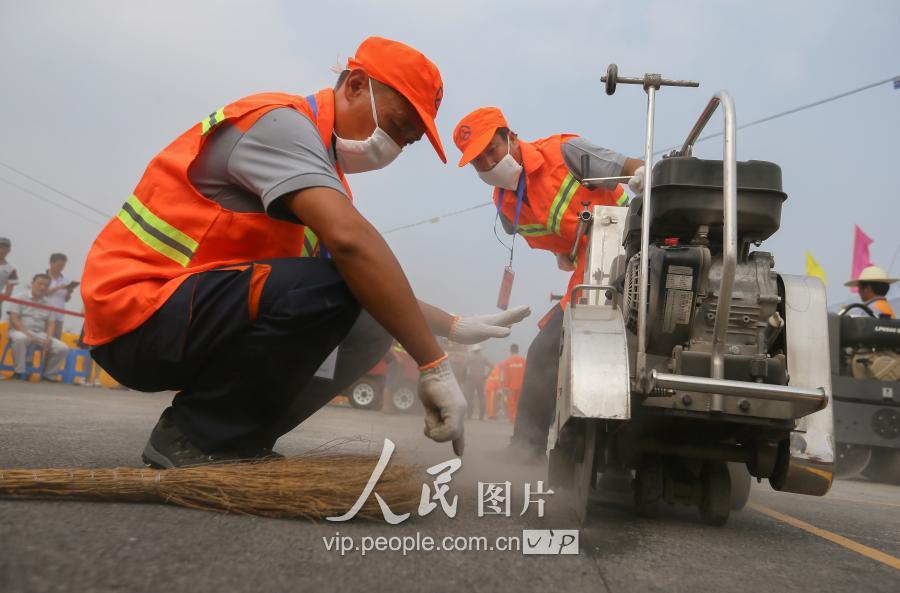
[348,378,383,410]
[391,386,417,413]
[633,462,663,519]
[727,462,752,511]
[699,462,731,526]
[835,442,873,478]
[572,421,598,524]
[861,447,900,485]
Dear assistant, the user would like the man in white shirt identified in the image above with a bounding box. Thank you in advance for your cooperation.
[45,252,76,339]
[0,237,18,318]
[7,273,69,381]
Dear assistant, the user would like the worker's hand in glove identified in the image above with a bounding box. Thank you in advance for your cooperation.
[628,166,645,194]
[418,356,467,456]
[449,305,531,344]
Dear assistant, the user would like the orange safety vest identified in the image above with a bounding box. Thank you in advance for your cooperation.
[493,135,627,309]
[871,298,896,319]
[485,365,501,392]
[81,89,351,346]
[498,354,526,390]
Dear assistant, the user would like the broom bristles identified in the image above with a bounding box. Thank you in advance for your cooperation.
[0,446,422,520]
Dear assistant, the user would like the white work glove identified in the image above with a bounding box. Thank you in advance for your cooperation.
[418,358,467,456]
[628,166,645,194]
[449,305,531,345]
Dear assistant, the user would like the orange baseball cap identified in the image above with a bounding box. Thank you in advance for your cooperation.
[347,36,446,163]
[453,107,508,167]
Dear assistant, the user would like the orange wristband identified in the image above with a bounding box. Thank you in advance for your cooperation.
[419,352,448,371]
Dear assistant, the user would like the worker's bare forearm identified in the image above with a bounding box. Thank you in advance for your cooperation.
[286,187,444,366]
[418,300,454,337]
[623,158,644,177]
[328,231,443,365]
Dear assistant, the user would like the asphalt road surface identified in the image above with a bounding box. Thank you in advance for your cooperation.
[1,381,898,593]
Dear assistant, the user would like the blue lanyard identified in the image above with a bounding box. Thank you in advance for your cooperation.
[494,171,526,267]
[305,94,318,117]
[305,94,332,259]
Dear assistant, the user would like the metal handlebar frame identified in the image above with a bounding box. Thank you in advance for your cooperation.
[693,94,738,401]
[569,284,616,308]
[601,65,700,391]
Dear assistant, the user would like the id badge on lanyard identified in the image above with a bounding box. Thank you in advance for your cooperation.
[495,172,526,310]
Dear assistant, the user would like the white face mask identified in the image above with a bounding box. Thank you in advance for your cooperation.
[477,136,522,190]
[334,79,403,174]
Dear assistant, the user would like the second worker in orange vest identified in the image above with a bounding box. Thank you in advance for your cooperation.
[497,344,526,425]
[81,38,530,468]
[454,107,643,460]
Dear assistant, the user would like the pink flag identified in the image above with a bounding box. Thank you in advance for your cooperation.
[850,225,873,293]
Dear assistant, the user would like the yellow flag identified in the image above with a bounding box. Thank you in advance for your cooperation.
[806,251,827,286]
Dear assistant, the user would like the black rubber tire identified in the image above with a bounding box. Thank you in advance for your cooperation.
[728,463,752,511]
[633,463,662,519]
[699,462,731,526]
[348,378,383,410]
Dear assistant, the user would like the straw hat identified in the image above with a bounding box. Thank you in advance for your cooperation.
[844,265,899,287]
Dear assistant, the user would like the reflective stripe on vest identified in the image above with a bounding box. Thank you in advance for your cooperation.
[300,226,319,257]
[517,223,553,237]
[616,192,629,206]
[116,194,199,267]
[547,172,580,235]
[200,107,226,136]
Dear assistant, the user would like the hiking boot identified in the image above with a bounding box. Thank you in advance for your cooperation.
[141,409,284,469]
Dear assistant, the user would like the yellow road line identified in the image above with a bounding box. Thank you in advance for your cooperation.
[825,495,900,510]
[750,503,900,571]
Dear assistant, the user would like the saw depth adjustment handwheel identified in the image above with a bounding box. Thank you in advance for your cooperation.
[604,63,618,95]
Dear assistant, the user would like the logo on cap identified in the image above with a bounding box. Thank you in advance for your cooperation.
[456,125,471,143]
[434,86,443,111]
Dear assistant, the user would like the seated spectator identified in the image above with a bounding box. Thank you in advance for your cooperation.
[45,252,76,339]
[0,237,18,318]
[6,273,69,381]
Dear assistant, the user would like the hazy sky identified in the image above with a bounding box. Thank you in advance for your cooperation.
[1,0,898,362]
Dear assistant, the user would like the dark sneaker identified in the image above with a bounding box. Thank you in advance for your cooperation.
[141,409,284,469]
[6,372,29,381]
[41,374,62,383]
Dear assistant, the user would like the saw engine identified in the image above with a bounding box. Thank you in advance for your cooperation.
[621,156,789,386]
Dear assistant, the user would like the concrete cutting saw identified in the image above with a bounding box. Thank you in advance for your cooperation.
[547,65,834,526]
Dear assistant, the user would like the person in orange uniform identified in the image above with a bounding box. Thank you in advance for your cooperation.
[845,265,897,318]
[453,107,643,460]
[484,365,502,420]
[497,344,526,424]
[81,38,529,468]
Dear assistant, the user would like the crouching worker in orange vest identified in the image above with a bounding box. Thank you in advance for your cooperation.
[82,38,530,468]
[453,107,642,461]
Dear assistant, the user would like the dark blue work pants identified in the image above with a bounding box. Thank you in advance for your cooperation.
[92,258,392,452]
